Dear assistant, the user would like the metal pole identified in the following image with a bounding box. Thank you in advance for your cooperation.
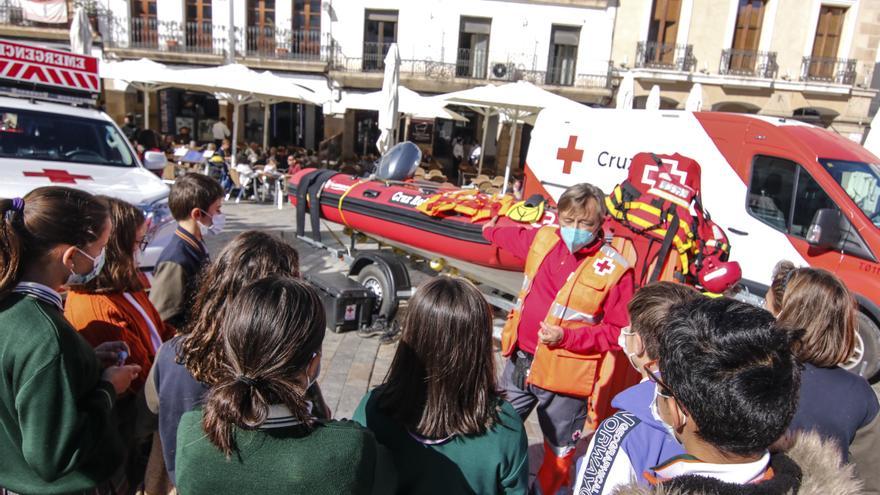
[501,113,516,195]
[477,108,490,176]
[262,100,270,150]
[143,89,150,130]
[227,0,235,63]
[231,97,239,166]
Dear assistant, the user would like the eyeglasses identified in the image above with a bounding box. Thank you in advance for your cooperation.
[136,236,150,252]
[645,359,674,398]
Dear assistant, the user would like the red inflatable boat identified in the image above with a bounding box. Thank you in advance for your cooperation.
[287,168,548,271]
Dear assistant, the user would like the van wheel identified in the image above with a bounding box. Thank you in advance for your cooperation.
[842,312,880,382]
[357,264,398,320]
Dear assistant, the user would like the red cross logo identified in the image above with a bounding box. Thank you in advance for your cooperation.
[557,135,584,175]
[593,257,614,276]
[23,169,93,184]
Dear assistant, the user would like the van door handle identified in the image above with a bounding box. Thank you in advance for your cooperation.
[729,228,749,236]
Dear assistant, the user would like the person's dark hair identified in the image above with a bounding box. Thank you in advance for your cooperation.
[180,231,300,384]
[219,117,225,122]
[777,267,855,367]
[136,129,161,150]
[201,275,325,457]
[557,183,607,221]
[659,297,802,457]
[767,260,796,315]
[627,282,701,359]
[168,173,224,221]
[0,187,108,299]
[75,197,145,294]
[379,277,501,438]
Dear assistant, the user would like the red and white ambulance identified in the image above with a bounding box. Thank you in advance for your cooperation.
[524,105,880,379]
[0,39,174,269]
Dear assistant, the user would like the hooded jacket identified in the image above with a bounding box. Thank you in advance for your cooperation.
[574,381,685,494]
[608,431,862,495]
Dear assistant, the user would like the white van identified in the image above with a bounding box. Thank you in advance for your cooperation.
[0,39,174,269]
[524,105,880,379]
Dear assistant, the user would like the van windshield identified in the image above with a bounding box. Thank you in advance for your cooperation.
[820,159,880,228]
[0,107,135,167]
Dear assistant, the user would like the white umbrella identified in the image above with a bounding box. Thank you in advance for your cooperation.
[646,85,662,111]
[69,6,91,55]
[685,83,704,112]
[442,81,579,190]
[376,43,400,155]
[616,71,634,110]
[863,110,880,159]
[100,59,179,129]
[340,87,467,121]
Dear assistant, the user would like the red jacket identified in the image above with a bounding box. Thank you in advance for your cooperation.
[484,225,633,355]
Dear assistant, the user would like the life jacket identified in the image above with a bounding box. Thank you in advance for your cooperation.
[605,152,738,293]
[501,226,630,405]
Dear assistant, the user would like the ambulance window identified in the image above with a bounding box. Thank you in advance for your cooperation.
[790,170,837,238]
[747,155,796,231]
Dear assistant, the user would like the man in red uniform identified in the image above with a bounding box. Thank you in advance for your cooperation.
[483,183,635,494]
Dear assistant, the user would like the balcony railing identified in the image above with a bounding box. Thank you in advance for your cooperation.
[361,41,389,72]
[129,16,158,49]
[456,48,489,79]
[719,49,778,78]
[244,25,323,60]
[1,0,100,29]
[635,41,696,72]
[801,56,857,85]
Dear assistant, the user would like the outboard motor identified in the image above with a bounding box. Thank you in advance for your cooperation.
[376,141,422,181]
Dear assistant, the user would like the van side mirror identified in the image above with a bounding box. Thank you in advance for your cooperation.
[143,151,167,171]
[807,208,845,250]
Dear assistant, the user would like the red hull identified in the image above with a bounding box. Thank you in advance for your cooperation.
[288,170,539,271]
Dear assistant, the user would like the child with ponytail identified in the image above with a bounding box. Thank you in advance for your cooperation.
[0,187,140,494]
[174,276,393,494]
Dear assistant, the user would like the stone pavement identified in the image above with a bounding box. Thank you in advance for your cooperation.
[203,200,582,491]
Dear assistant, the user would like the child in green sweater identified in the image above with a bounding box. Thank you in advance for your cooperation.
[0,187,141,494]
[175,276,394,495]
[354,277,529,494]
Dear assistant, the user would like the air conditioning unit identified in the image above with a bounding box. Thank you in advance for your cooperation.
[490,62,515,80]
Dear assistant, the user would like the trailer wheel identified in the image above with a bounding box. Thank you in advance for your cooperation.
[357,264,399,320]
[842,312,880,382]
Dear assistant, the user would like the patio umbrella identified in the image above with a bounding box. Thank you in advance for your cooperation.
[376,43,400,155]
[100,58,180,130]
[646,85,662,111]
[339,86,467,121]
[615,71,634,110]
[685,83,704,112]
[69,6,91,55]
[442,81,578,192]
[863,110,880,158]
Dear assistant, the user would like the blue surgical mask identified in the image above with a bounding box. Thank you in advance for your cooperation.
[560,226,594,253]
[66,247,106,286]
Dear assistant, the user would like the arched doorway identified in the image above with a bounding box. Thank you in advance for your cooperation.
[711,101,761,114]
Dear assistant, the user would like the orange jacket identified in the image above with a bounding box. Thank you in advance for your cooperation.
[502,227,632,408]
[65,289,174,392]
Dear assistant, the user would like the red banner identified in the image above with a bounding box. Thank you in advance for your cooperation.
[0,39,100,93]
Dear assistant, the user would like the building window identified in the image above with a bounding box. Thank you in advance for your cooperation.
[185,0,212,49]
[363,10,398,72]
[728,0,765,72]
[547,26,579,86]
[456,17,491,79]
[807,5,846,79]
[292,0,321,56]
[247,0,276,55]
[646,0,681,65]
[130,0,157,47]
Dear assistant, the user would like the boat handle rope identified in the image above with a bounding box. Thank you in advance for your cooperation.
[337,178,372,227]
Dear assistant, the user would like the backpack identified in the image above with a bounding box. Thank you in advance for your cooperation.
[605,152,740,292]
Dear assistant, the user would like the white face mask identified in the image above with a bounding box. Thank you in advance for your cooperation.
[198,210,225,236]
[618,326,640,372]
[306,352,320,389]
[650,385,684,446]
[66,247,106,286]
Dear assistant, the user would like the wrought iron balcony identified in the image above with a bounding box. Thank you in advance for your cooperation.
[456,47,489,79]
[129,16,158,49]
[801,56,857,85]
[635,41,696,72]
[244,25,323,60]
[719,49,778,78]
